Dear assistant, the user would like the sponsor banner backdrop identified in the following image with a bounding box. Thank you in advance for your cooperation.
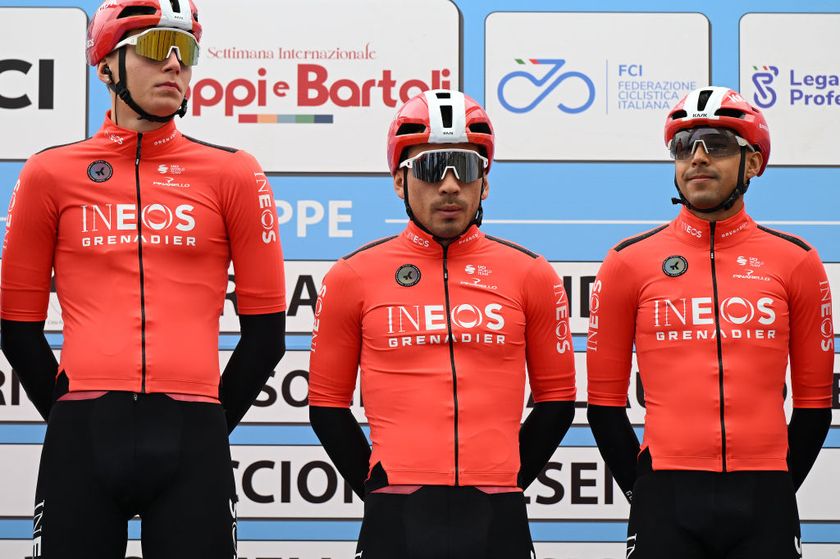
[485,12,709,161]
[740,14,840,166]
[3,444,840,521]
[0,8,87,160]
[178,0,460,173]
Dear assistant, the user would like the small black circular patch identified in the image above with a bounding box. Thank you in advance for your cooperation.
[87,160,113,183]
[662,255,688,277]
[395,264,421,287]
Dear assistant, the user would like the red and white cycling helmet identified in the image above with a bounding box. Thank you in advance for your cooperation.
[387,90,495,175]
[87,0,202,66]
[665,86,770,175]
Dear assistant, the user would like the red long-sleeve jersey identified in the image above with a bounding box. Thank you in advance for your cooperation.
[309,222,576,487]
[587,207,833,472]
[1,114,286,398]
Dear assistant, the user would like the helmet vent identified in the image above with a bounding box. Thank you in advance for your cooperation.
[670,110,687,120]
[440,105,453,128]
[170,0,181,11]
[697,90,713,111]
[396,123,426,136]
[715,108,746,119]
[117,6,156,18]
[468,122,492,135]
[435,91,451,99]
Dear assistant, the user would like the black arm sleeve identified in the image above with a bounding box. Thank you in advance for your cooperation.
[788,407,831,491]
[219,311,286,433]
[517,401,575,489]
[587,403,640,501]
[309,405,371,499]
[0,319,59,421]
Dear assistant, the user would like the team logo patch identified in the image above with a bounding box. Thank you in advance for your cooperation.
[395,264,421,287]
[662,255,688,277]
[87,160,113,183]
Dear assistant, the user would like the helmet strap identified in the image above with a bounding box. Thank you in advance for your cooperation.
[401,169,486,243]
[106,47,188,125]
[671,146,749,214]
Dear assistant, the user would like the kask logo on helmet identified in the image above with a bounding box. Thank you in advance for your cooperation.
[189,65,453,123]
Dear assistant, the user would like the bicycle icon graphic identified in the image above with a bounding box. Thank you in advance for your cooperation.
[497,58,596,114]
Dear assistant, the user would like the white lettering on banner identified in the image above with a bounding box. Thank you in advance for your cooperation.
[275,200,353,238]
[0,8,87,160]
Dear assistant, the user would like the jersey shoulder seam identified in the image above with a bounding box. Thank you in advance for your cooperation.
[35,137,93,154]
[613,224,669,252]
[182,135,239,153]
[342,236,398,260]
[756,225,811,252]
[484,235,539,259]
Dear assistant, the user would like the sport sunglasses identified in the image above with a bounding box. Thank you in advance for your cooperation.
[113,27,200,66]
[669,127,755,161]
[399,149,489,183]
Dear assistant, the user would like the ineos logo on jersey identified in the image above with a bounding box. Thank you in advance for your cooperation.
[554,284,572,354]
[386,303,506,348]
[819,280,834,352]
[654,296,776,327]
[254,172,278,244]
[653,295,778,342]
[79,203,197,248]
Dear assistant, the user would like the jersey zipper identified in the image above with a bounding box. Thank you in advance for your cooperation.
[134,135,148,393]
[441,245,460,485]
[709,221,727,471]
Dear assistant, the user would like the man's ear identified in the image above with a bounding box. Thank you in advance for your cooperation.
[393,171,405,200]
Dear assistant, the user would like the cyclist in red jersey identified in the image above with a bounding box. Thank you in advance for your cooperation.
[586,86,833,559]
[308,90,576,558]
[0,1,286,557]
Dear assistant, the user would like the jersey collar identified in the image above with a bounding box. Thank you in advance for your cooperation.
[672,206,756,249]
[400,220,484,257]
[97,111,182,157]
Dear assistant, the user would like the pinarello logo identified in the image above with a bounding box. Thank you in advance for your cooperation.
[188,65,453,124]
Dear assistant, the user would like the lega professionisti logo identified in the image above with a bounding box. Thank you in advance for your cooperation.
[751,65,779,108]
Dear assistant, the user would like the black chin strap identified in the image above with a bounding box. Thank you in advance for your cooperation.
[104,47,188,124]
[671,146,750,214]
[402,168,485,242]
